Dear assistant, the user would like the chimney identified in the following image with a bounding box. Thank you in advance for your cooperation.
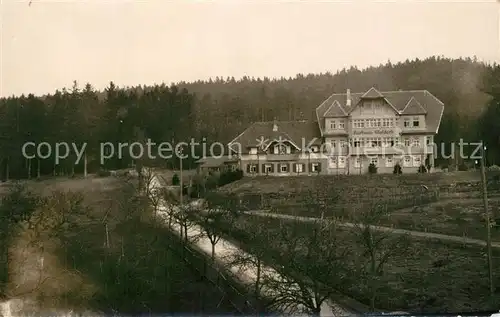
[346,89,352,107]
[273,118,278,132]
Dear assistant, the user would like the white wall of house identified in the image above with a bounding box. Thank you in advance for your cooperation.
[349,100,396,119]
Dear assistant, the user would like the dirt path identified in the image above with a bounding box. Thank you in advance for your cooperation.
[244,211,500,249]
[393,196,500,213]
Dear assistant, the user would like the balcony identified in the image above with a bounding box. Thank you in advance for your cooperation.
[401,124,427,134]
[323,129,348,136]
[347,145,432,156]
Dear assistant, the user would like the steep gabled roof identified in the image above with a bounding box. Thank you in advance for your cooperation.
[315,89,444,134]
[323,100,347,117]
[227,121,321,154]
[361,87,384,99]
[401,96,427,115]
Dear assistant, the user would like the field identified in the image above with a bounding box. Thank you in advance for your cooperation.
[206,213,500,312]
[380,198,500,241]
[5,170,500,313]
[260,195,500,242]
[217,171,500,243]
[1,172,259,315]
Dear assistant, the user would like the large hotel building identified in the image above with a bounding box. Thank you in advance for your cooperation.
[196,87,444,175]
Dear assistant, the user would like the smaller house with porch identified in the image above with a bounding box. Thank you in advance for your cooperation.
[195,156,239,174]
[228,120,323,176]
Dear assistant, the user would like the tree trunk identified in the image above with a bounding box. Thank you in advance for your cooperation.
[255,258,261,298]
[368,226,377,311]
[0,231,9,298]
[105,223,110,248]
[311,307,321,316]
[5,157,9,181]
[370,293,376,312]
[27,158,31,179]
[83,153,88,178]
[37,158,41,179]
[211,243,215,261]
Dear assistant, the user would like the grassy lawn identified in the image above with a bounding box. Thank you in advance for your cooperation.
[221,172,500,243]
[218,171,489,195]
[383,198,500,242]
[4,180,261,315]
[208,213,500,313]
[257,194,500,243]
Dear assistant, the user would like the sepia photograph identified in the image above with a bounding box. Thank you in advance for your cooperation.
[1,0,500,316]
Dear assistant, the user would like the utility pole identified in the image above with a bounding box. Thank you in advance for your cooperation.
[480,141,494,296]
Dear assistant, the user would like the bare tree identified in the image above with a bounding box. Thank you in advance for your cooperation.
[260,218,351,316]
[174,203,198,243]
[225,219,269,304]
[147,183,163,224]
[298,181,340,220]
[0,183,41,297]
[352,203,412,311]
[194,192,239,260]
[12,189,89,300]
[159,188,179,228]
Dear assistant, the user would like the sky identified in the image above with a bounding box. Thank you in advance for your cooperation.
[1,0,499,97]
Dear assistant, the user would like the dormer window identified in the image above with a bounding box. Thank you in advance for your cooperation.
[404,118,411,128]
[330,121,336,129]
[274,144,287,155]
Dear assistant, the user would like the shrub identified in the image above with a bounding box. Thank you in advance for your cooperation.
[368,163,377,174]
[393,163,402,174]
[217,169,244,187]
[458,163,469,171]
[97,169,111,177]
[172,173,180,185]
[206,174,218,190]
[418,164,428,173]
[488,165,500,172]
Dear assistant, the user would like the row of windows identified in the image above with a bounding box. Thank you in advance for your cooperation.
[249,136,433,155]
[355,156,422,168]
[248,163,320,173]
[331,137,431,148]
[352,118,395,129]
[330,117,422,130]
[328,156,424,168]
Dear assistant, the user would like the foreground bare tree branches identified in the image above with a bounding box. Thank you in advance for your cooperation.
[352,203,412,311]
[262,219,351,315]
[0,184,41,299]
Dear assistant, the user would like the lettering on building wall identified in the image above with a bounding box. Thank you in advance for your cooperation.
[353,129,394,135]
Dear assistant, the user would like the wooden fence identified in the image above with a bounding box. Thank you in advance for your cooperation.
[167,232,262,315]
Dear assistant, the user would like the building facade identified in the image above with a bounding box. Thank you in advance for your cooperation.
[197,87,444,176]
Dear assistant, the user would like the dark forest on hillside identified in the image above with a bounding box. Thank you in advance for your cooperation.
[1,56,500,179]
